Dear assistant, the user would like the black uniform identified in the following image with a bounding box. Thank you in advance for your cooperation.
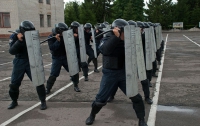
[8,21,47,110]
[85,19,148,126]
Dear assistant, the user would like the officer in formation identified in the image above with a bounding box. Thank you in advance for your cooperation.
[8,20,47,110]
[71,21,89,81]
[95,23,106,57]
[46,22,81,93]
[84,23,99,73]
[106,20,153,105]
[85,19,148,126]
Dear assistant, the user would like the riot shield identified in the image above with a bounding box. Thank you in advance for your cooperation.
[124,25,138,97]
[155,26,161,49]
[63,30,79,76]
[144,28,153,70]
[25,31,45,87]
[150,26,157,62]
[91,28,97,58]
[78,25,87,63]
[135,27,147,81]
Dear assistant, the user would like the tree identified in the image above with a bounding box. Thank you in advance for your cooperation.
[64,1,80,26]
[145,0,174,29]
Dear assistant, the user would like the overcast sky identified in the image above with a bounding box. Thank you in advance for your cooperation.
[64,0,178,7]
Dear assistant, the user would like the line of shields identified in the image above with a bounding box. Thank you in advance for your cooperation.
[124,25,162,97]
[8,24,163,98]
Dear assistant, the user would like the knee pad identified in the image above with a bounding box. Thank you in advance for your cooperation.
[81,62,88,68]
[93,102,107,107]
[141,79,148,85]
[129,94,143,103]
[9,84,19,92]
[48,76,56,83]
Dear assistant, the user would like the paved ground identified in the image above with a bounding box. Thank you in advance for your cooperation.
[0,31,199,126]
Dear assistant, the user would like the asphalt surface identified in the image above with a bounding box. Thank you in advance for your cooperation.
[0,31,199,126]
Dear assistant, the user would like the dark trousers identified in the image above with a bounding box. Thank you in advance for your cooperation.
[48,55,79,85]
[76,48,88,77]
[152,60,157,74]
[156,48,161,62]
[9,58,46,102]
[93,68,145,119]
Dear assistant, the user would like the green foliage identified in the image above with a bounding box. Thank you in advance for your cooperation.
[64,0,200,28]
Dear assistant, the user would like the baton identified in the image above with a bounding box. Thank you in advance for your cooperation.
[8,31,18,34]
[40,36,56,44]
[95,29,113,38]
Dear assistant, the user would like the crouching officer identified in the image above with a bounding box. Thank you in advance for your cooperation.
[8,20,47,110]
[46,23,80,93]
[85,19,148,126]
[71,21,89,81]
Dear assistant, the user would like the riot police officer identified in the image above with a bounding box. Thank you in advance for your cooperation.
[107,21,153,105]
[85,19,148,126]
[95,23,106,57]
[8,20,47,110]
[46,22,81,93]
[71,21,89,81]
[84,23,99,73]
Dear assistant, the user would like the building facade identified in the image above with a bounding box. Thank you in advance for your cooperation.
[0,0,64,38]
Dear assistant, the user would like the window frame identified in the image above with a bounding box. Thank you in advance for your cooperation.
[40,14,44,27]
[0,12,11,28]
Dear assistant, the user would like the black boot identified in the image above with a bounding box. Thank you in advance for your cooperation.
[8,101,18,109]
[40,101,47,110]
[85,76,89,81]
[46,76,56,94]
[92,58,99,73]
[141,79,153,104]
[36,85,47,110]
[74,82,81,92]
[8,84,19,109]
[86,103,103,125]
[139,119,148,126]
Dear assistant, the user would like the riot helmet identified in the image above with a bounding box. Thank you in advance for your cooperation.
[55,23,68,34]
[136,21,145,28]
[103,21,109,26]
[147,22,153,26]
[52,28,56,36]
[98,23,106,30]
[111,19,129,32]
[143,22,150,28]
[128,20,137,27]
[84,23,92,29]
[19,20,35,35]
[15,29,20,34]
[71,21,80,28]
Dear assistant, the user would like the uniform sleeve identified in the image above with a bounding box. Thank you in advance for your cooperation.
[100,35,120,55]
[9,40,24,55]
[48,35,60,51]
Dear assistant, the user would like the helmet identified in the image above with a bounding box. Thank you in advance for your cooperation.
[136,21,145,28]
[98,23,106,29]
[55,23,68,34]
[71,21,80,28]
[111,19,129,31]
[128,20,137,27]
[84,23,92,29]
[143,22,150,28]
[19,20,35,35]
[147,22,153,26]
[52,28,56,35]
[103,21,109,26]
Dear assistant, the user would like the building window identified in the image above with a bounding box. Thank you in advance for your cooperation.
[39,0,43,3]
[46,0,50,4]
[40,14,44,27]
[0,12,11,28]
[47,15,51,27]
